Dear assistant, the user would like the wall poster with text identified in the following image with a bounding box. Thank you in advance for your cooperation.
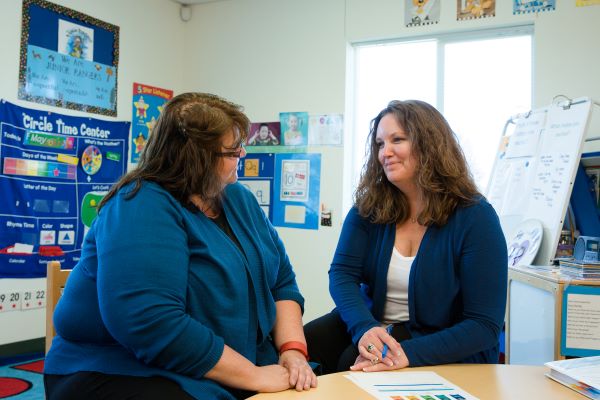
[273,153,321,230]
[18,0,120,116]
[131,83,173,163]
[0,100,130,278]
[237,153,275,221]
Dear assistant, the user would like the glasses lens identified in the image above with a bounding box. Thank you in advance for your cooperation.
[216,144,244,158]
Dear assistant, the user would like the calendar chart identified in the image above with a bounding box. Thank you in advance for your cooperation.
[0,100,130,277]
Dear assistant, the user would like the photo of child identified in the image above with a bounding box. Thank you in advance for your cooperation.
[247,122,280,146]
[280,112,308,146]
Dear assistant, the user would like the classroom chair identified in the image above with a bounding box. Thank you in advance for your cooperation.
[45,261,71,354]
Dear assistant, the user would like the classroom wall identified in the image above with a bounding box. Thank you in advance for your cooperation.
[0,0,186,346]
[179,0,347,322]
[182,0,600,322]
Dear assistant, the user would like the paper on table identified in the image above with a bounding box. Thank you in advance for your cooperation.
[345,371,479,400]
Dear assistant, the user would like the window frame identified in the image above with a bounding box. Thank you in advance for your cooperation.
[343,25,534,214]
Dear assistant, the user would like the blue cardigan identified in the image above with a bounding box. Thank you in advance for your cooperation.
[330,198,507,366]
[44,182,304,399]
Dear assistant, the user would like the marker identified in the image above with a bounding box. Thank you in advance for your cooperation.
[382,324,393,359]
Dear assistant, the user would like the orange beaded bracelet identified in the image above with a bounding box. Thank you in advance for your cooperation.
[279,341,309,360]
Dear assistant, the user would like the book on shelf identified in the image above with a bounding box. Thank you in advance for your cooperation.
[545,356,600,400]
[560,267,600,279]
[559,260,600,279]
[559,259,600,267]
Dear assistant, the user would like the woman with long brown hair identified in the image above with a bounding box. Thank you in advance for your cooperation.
[305,100,507,374]
[44,93,317,399]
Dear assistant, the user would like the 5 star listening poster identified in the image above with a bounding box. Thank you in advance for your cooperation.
[131,83,173,163]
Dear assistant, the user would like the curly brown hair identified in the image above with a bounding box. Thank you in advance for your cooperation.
[354,100,480,226]
[98,92,249,211]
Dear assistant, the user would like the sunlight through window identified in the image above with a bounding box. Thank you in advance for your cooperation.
[348,28,532,210]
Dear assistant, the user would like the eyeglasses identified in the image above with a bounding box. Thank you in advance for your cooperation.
[215,144,246,158]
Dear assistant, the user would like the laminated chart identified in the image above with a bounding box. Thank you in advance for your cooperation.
[0,100,130,277]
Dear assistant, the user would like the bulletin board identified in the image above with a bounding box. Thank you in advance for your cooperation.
[18,0,120,116]
[486,97,593,266]
[0,100,130,278]
[273,153,321,230]
[237,152,322,229]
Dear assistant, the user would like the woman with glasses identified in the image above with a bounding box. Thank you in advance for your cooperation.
[44,92,317,399]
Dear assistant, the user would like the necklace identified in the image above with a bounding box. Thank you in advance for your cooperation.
[201,207,220,219]
[190,196,220,219]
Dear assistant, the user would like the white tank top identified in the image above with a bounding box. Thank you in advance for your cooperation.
[382,247,415,324]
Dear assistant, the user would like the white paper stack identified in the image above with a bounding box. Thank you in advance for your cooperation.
[546,356,600,399]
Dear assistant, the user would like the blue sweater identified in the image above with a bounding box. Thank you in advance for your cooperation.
[330,199,507,366]
[44,182,304,399]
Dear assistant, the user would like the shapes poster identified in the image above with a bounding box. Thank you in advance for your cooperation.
[0,100,130,278]
[131,83,173,163]
[18,0,120,116]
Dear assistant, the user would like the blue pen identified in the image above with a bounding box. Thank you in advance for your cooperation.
[382,324,393,359]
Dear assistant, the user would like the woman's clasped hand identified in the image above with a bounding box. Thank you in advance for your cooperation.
[351,326,409,372]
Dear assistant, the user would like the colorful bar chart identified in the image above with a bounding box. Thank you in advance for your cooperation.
[3,157,76,180]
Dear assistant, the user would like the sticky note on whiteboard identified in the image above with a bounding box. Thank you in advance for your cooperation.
[284,205,306,224]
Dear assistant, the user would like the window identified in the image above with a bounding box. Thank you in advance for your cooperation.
[346,26,532,211]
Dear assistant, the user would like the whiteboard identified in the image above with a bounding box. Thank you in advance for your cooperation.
[486,98,593,266]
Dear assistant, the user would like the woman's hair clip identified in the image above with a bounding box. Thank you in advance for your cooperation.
[178,118,189,138]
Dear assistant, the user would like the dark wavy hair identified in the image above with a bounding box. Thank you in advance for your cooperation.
[354,100,480,226]
[98,92,249,211]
